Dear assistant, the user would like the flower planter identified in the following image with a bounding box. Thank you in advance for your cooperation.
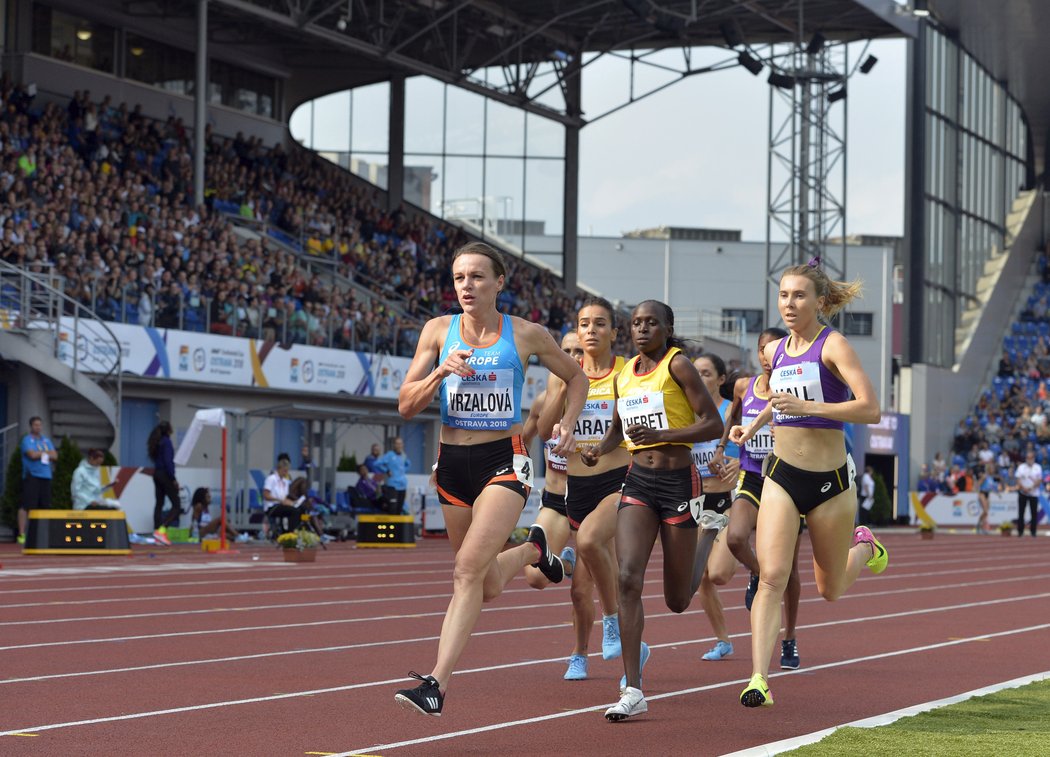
[919,529,934,541]
[1001,528,1014,538]
[283,548,317,563]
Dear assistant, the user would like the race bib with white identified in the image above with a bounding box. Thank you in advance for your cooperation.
[513,453,534,488]
[544,437,567,473]
[675,495,706,524]
[617,392,669,434]
[743,413,774,459]
[692,440,718,478]
[445,369,516,430]
[575,398,616,445]
[770,361,825,422]
[41,454,50,465]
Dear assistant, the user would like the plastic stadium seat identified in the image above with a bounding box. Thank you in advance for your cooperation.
[335,491,350,513]
[1012,322,1023,335]
[1025,322,1038,335]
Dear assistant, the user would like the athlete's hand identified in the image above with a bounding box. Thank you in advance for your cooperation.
[718,455,740,483]
[625,423,662,446]
[549,423,576,458]
[771,391,807,417]
[579,446,600,467]
[729,424,751,444]
[439,348,475,378]
[709,448,726,476]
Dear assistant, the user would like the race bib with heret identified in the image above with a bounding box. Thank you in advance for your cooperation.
[444,369,517,430]
[770,362,825,423]
[617,392,668,433]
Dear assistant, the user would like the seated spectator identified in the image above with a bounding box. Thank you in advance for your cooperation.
[70,448,121,510]
[946,464,973,494]
[190,487,244,542]
[289,476,333,542]
[262,453,301,537]
[916,464,942,494]
[352,463,384,508]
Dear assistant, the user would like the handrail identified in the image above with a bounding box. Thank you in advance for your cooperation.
[0,260,122,426]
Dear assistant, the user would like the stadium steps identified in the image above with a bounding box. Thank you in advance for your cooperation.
[954,190,1037,363]
[0,261,119,452]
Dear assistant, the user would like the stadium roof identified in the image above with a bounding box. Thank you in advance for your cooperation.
[933,0,1050,173]
[108,0,915,124]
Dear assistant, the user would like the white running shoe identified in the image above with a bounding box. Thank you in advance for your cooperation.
[698,511,729,532]
[605,686,647,722]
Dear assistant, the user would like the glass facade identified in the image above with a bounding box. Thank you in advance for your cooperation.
[921,25,1027,366]
[32,5,278,119]
[291,75,566,254]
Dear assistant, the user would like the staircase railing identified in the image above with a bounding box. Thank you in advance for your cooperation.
[0,260,122,425]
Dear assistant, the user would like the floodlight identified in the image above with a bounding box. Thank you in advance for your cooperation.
[738,51,763,76]
[828,87,847,103]
[860,54,878,74]
[768,70,796,89]
[912,0,930,17]
[720,20,744,48]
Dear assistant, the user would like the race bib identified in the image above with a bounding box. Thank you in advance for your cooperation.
[544,437,567,473]
[617,392,668,433]
[743,414,774,459]
[445,369,516,429]
[575,398,616,445]
[674,495,707,525]
[770,361,825,422]
[513,454,534,488]
[692,440,718,478]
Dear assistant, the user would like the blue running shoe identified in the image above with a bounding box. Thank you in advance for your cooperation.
[702,640,734,661]
[619,642,650,694]
[560,546,577,578]
[564,654,588,680]
[602,613,622,660]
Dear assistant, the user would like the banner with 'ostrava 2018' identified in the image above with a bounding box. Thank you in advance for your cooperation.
[50,319,548,406]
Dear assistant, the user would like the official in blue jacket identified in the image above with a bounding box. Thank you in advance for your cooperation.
[376,437,411,514]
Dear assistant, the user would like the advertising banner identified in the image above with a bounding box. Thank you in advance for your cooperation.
[50,320,548,407]
[909,490,1046,528]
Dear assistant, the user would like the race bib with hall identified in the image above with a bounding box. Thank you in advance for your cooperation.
[444,369,517,429]
[617,392,669,433]
[770,361,825,423]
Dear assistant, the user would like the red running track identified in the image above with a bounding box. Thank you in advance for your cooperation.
[0,531,1047,756]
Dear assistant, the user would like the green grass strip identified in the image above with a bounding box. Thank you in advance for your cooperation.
[783,680,1050,756]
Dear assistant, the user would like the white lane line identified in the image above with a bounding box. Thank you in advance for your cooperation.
[1,616,1046,742]
[2,586,1048,690]
[330,622,1050,755]
[0,564,1037,632]
[3,578,1047,653]
[722,671,1050,757]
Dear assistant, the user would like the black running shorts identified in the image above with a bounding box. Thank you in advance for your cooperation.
[618,462,702,528]
[541,489,567,517]
[436,436,531,508]
[764,454,853,516]
[565,465,629,530]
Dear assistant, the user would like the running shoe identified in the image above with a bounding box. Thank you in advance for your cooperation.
[744,572,759,611]
[702,640,734,661]
[525,524,564,583]
[564,654,588,680]
[619,641,651,694]
[853,526,889,574]
[560,546,577,578]
[698,511,729,532]
[605,686,647,722]
[740,673,774,708]
[602,613,622,660]
[152,528,171,546]
[235,532,251,543]
[780,639,800,670]
[394,671,443,716]
[16,534,25,545]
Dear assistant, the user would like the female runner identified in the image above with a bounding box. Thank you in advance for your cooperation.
[731,262,886,708]
[708,328,804,670]
[539,297,633,680]
[521,330,585,589]
[582,300,724,721]
[690,353,741,661]
[393,242,588,716]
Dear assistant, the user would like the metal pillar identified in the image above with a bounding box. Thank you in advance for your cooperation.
[193,0,208,208]
[765,39,849,324]
[902,23,927,366]
[561,54,582,295]
[387,74,406,212]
